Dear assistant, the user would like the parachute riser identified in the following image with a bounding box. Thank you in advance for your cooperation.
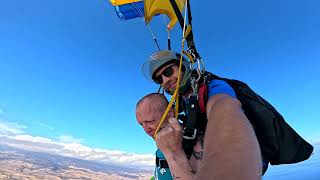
[168,0,202,63]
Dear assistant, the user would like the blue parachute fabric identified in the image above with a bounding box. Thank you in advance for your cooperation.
[114,1,144,21]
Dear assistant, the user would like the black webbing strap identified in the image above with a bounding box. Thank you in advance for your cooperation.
[184,95,198,138]
[168,0,201,61]
[169,0,185,30]
[187,0,192,24]
[156,156,169,168]
[182,94,199,159]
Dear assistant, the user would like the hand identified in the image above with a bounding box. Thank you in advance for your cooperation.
[155,117,184,157]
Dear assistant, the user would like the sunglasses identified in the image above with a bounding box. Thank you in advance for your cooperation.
[153,65,176,84]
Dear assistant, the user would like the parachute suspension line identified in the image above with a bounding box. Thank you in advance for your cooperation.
[154,6,188,134]
[182,0,188,42]
[174,54,184,118]
[147,24,161,51]
[154,87,179,138]
[154,1,191,136]
[169,0,202,63]
[154,0,198,136]
[167,30,171,50]
[174,0,189,118]
[157,85,162,93]
[157,85,164,94]
[154,61,182,137]
[163,15,171,50]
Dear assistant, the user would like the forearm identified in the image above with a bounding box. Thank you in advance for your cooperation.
[155,117,195,180]
[163,149,194,180]
[195,95,262,180]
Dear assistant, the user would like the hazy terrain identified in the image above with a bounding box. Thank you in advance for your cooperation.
[0,145,152,180]
[0,143,319,180]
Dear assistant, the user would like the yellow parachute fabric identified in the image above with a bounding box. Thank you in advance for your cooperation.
[144,0,185,30]
[110,0,142,6]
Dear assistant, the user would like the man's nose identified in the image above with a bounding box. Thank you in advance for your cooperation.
[144,125,152,132]
[162,74,171,84]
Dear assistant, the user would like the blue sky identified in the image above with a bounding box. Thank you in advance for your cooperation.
[0,0,319,161]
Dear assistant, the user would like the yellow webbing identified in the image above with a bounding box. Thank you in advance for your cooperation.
[153,57,183,138]
[153,39,186,139]
[183,50,194,64]
[184,25,192,39]
[153,0,189,138]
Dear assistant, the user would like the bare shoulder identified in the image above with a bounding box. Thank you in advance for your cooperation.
[197,94,262,180]
[204,93,258,149]
[206,94,242,116]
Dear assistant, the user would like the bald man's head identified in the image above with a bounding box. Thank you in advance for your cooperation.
[136,93,169,114]
[136,93,172,138]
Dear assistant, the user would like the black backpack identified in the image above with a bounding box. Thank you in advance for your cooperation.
[180,72,314,173]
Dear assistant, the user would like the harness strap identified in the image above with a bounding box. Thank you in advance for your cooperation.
[184,95,198,138]
[181,73,212,159]
[186,0,192,24]
[169,0,185,31]
[168,0,201,61]
[198,83,208,113]
[181,94,199,158]
[156,157,169,168]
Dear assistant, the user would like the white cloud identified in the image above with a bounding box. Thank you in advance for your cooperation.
[0,120,26,135]
[14,134,53,144]
[0,108,4,115]
[0,132,154,169]
[0,118,154,169]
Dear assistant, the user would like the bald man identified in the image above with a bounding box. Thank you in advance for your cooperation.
[136,93,204,180]
[136,93,173,138]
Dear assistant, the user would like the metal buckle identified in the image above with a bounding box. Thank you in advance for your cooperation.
[187,49,196,61]
[183,128,197,140]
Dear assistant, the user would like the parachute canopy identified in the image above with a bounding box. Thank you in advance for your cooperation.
[109,0,185,29]
[144,0,185,30]
[110,0,144,21]
[110,0,142,6]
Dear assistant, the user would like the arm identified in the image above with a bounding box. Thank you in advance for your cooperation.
[155,118,195,180]
[194,94,262,180]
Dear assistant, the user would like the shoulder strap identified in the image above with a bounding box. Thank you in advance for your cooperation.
[197,71,219,113]
[198,83,207,113]
[181,72,214,158]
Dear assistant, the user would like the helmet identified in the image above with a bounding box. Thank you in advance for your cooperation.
[142,50,191,95]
